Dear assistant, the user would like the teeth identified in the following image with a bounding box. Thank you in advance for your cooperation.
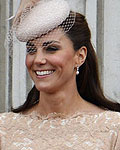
[36,70,54,76]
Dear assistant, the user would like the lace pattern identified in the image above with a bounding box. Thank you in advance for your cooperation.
[0,111,120,150]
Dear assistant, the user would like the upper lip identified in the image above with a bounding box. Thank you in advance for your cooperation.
[34,69,55,72]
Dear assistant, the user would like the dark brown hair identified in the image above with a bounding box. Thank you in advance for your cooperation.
[12,12,120,113]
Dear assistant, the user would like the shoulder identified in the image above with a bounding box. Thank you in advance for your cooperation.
[102,110,120,124]
[0,112,21,136]
[86,110,120,132]
[98,110,120,125]
[95,110,120,132]
[103,111,120,149]
[0,112,20,124]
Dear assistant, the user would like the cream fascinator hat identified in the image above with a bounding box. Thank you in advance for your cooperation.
[13,0,76,42]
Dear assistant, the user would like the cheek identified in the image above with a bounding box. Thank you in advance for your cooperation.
[49,52,74,68]
[25,55,33,69]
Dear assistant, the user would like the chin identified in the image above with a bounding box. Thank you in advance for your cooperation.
[35,84,56,93]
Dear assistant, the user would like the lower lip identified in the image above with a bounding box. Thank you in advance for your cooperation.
[35,71,55,79]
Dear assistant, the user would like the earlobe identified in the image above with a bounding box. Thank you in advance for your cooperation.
[75,46,87,67]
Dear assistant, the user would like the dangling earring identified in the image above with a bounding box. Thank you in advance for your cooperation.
[76,66,79,75]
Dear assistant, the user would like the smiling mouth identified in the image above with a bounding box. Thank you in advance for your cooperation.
[35,70,55,76]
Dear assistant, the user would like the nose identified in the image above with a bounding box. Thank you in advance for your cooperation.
[34,49,47,65]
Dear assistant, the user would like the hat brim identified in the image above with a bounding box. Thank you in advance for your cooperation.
[15,0,70,42]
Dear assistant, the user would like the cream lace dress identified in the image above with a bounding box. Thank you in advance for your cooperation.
[0,110,120,150]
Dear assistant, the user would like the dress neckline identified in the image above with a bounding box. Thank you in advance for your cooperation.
[21,109,110,121]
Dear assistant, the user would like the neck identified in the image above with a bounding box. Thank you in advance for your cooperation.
[34,81,85,116]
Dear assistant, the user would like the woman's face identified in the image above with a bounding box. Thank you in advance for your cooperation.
[26,29,79,93]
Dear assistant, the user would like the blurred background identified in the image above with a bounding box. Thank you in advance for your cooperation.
[0,0,120,112]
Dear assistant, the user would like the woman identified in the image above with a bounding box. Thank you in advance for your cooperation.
[0,0,120,149]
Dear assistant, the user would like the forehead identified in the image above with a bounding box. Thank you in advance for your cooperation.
[29,28,70,46]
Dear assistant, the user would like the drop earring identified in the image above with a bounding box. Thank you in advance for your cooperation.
[76,66,79,75]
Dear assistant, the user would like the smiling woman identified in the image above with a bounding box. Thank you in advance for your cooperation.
[0,0,120,149]
[25,29,80,94]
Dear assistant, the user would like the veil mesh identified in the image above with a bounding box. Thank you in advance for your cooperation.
[6,0,76,54]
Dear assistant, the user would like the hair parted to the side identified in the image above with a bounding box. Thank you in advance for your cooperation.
[12,12,120,113]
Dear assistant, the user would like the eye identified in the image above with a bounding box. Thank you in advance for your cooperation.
[45,45,59,52]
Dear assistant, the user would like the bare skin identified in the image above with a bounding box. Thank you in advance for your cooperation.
[16,0,104,117]
[29,89,104,117]
[25,29,104,117]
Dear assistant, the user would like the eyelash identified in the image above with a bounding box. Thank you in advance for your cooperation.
[45,45,59,51]
[26,44,60,54]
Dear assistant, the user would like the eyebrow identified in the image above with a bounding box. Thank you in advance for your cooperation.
[26,40,60,47]
[42,41,60,47]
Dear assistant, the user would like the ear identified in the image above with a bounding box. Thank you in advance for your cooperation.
[74,46,87,67]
